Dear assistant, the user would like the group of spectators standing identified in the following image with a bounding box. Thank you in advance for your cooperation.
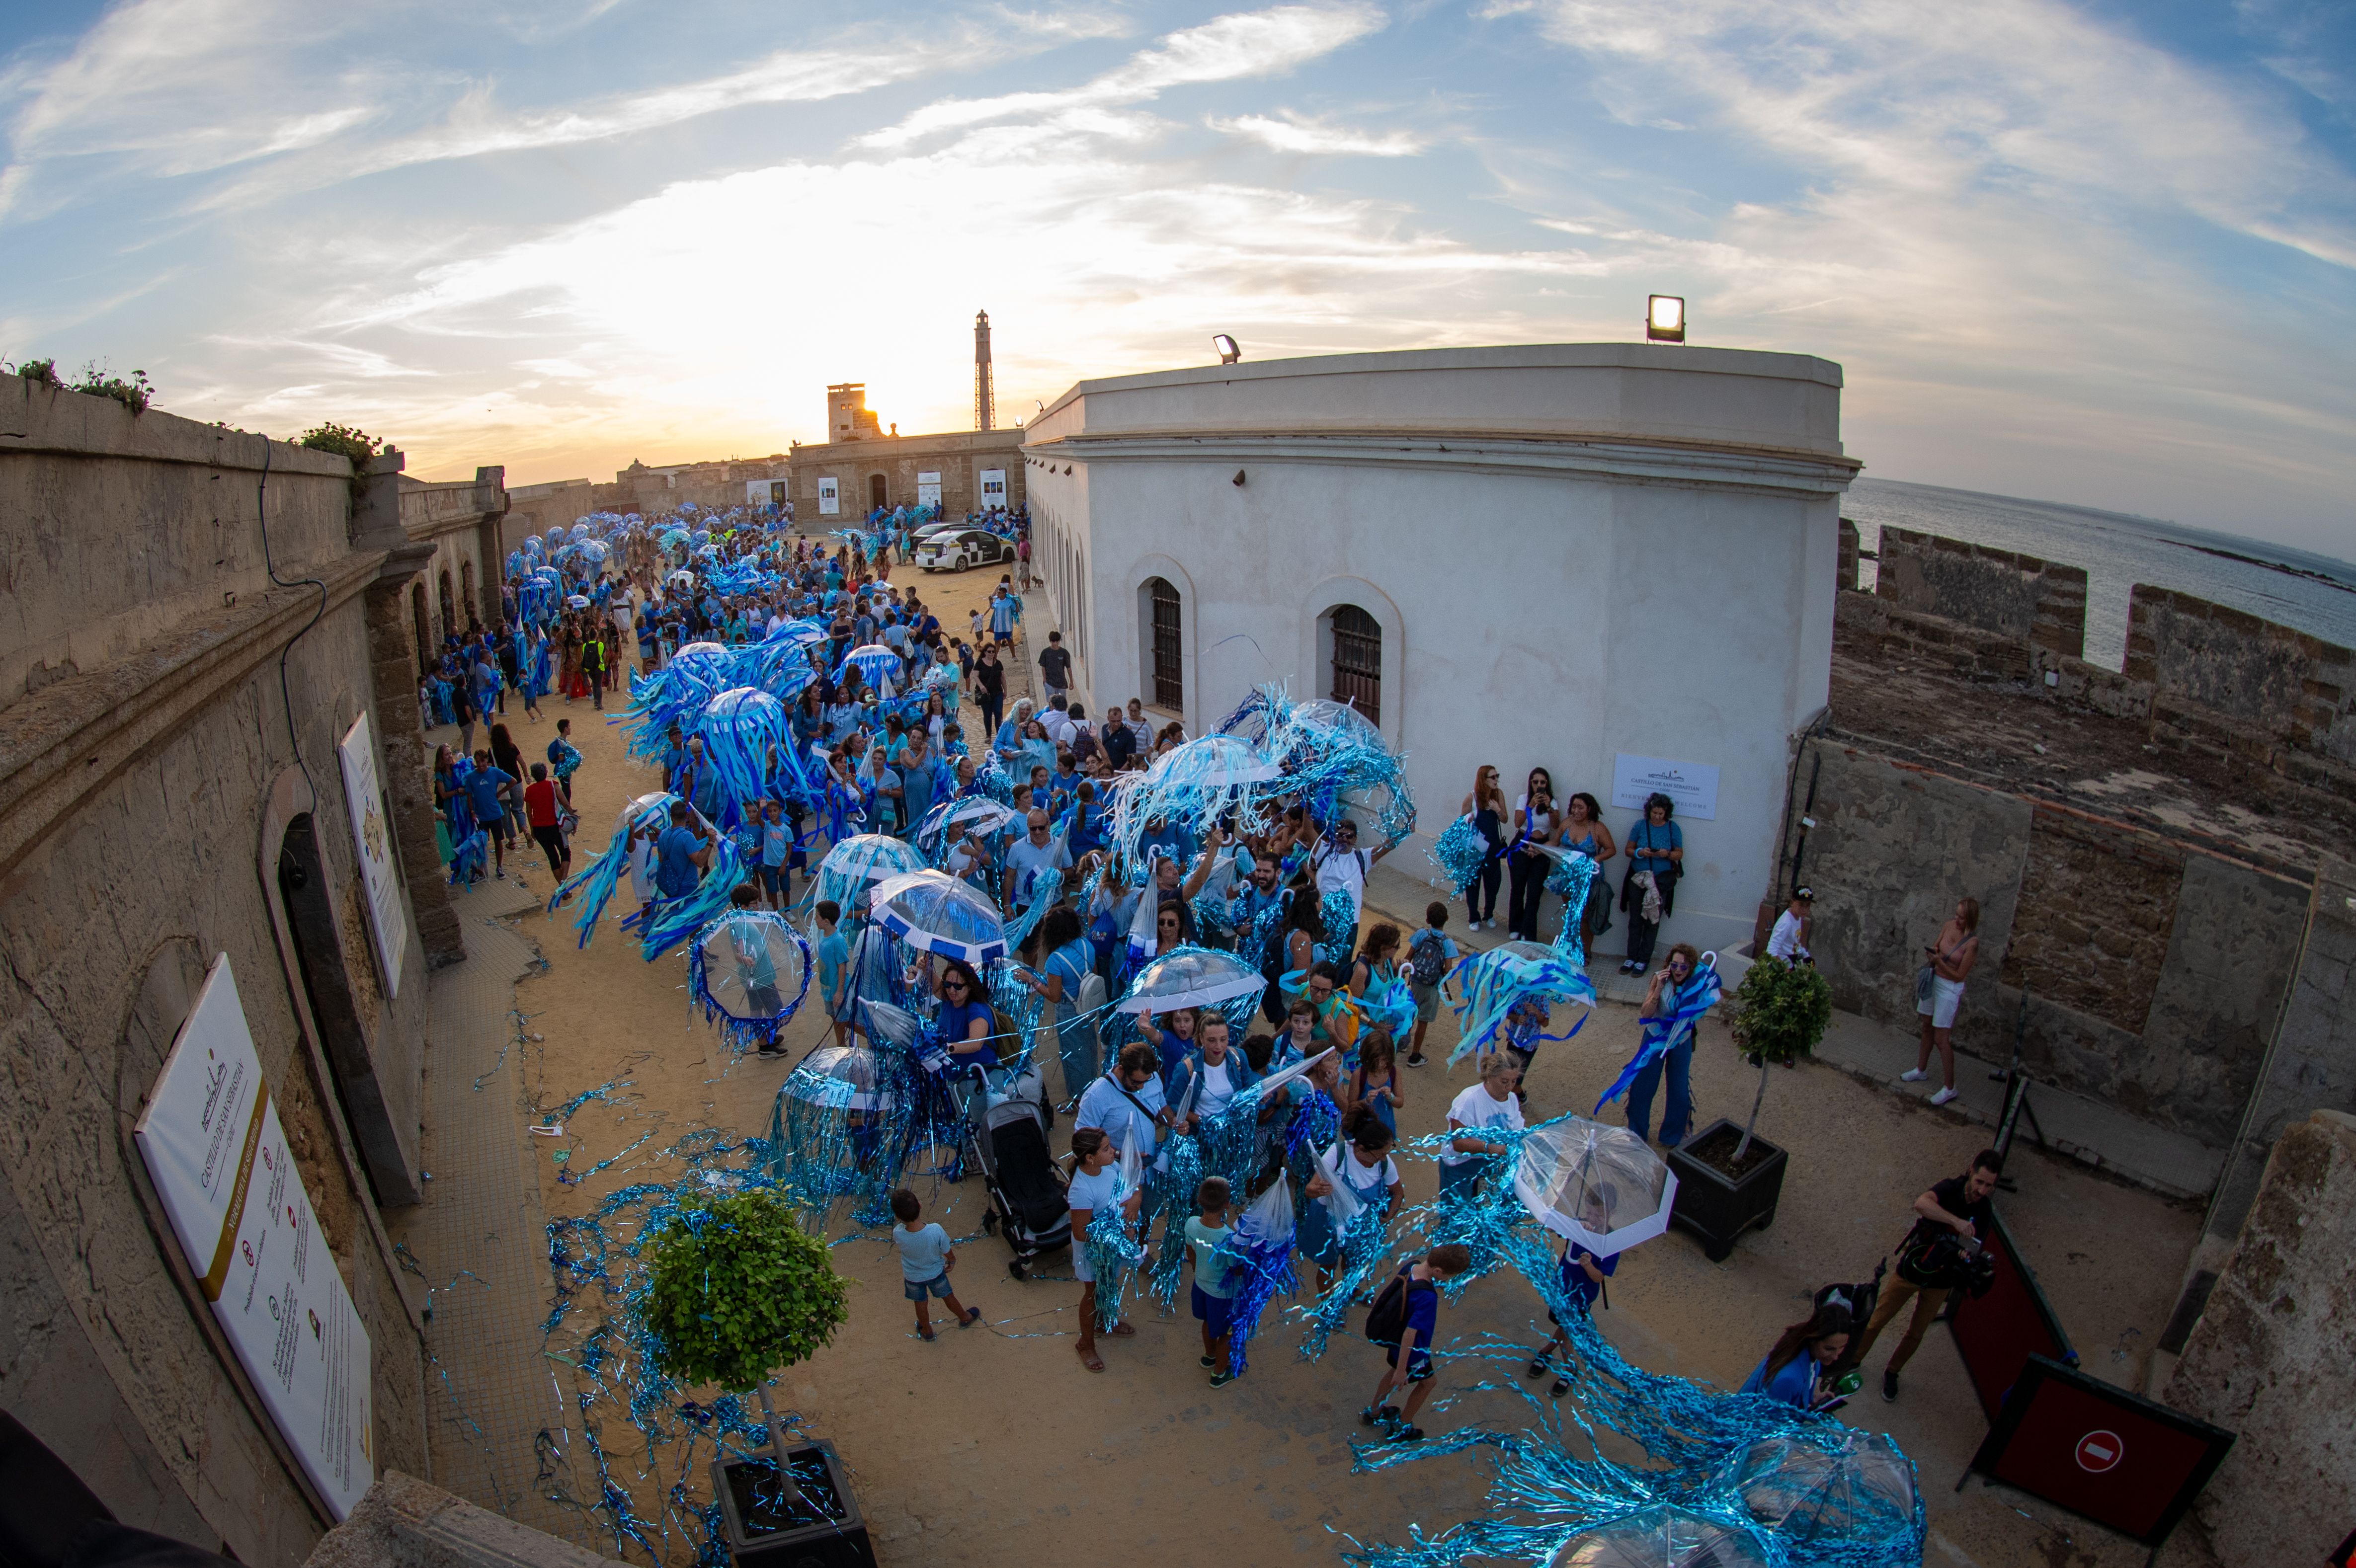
[1456,765,1689,974]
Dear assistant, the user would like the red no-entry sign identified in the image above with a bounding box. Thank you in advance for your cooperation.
[2075,1430,2123,1473]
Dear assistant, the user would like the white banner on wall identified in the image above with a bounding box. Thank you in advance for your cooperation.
[816,476,840,516]
[916,471,941,508]
[978,469,1006,507]
[335,713,405,999]
[1611,753,1720,821]
[133,956,374,1519]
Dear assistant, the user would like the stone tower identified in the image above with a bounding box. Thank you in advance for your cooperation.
[974,309,994,432]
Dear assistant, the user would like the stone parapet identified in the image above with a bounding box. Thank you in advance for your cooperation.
[306,1471,617,1568]
[2127,584,2356,765]
[2166,1108,2356,1567]
[1872,524,2088,659]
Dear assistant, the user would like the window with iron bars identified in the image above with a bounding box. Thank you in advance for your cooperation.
[1329,604,1380,724]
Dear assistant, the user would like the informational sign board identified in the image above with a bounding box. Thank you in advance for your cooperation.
[817,477,840,516]
[1963,1354,2232,1553]
[133,956,374,1518]
[916,471,941,509]
[335,713,405,999]
[978,469,1006,509]
[1611,754,1719,821]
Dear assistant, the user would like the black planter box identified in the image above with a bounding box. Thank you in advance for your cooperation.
[1665,1118,1788,1262]
[711,1439,876,1568]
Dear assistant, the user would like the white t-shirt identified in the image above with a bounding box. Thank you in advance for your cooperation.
[1314,842,1371,924]
[1065,1164,1122,1216]
[1190,1056,1239,1120]
[1768,909,1811,961]
[1441,1083,1526,1166]
[1042,708,1076,748]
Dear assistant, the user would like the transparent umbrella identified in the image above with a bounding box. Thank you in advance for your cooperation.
[1546,1505,1773,1568]
[1513,1115,1677,1257]
[694,911,811,1024]
[1115,945,1267,1013]
[1711,1431,1921,1551]
[1147,733,1281,787]
[786,1043,891,1112]
[869,868,1008,962]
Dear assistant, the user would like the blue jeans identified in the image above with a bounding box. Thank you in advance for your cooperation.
[1625,1043,1694,1146]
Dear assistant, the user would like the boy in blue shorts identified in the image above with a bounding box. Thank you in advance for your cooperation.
[1184,1177,1238,1387]
[890,1188,979,1341]
[1362,1243,1470,1443]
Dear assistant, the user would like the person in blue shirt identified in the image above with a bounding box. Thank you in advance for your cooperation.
[1048,753,1081,812]
[653,800,714,901]
[1740,1295,1855,1409]
[1525,1187,1624,1399]
[464,749,515,879]
[934,961,998,1067]
[1075,1042,1169,1162]
[814,899,851,1049]
[1016,907,1099,1108]
[1627,943,1705,1147]
[1619,791,1685,975]
[1362,1244,1471,1444]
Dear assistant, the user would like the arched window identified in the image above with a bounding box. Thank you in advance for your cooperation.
[868,473,888,511]
[411,584,432,676]
[1145,577,1182,711]
[1327,604,1381,723]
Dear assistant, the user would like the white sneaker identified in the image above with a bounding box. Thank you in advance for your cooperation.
[1898,1068,1928,1083]
[1928,1086,1958,1106]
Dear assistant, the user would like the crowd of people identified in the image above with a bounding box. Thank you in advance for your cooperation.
[417,505,1997,1477]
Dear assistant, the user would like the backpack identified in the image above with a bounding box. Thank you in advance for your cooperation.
[1407,929,1450,987]
[1365,1268,1435,1347]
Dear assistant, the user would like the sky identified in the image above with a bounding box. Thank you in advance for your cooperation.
[2,0,2352,556]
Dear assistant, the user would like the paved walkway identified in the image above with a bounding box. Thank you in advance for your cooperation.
[390,884,602,1547]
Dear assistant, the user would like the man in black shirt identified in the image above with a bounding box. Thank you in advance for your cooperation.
[1852,1148,2001,1403]
[1038,630,1073,701]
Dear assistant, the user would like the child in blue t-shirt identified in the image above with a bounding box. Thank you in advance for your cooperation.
[1362,1244,1471,1444]
[1184,1177,1238,1387]
[1525,1230,1620,1400]
[815,900,851,1048]
[890,1188,978,1340]
[1402,903,1459,1067]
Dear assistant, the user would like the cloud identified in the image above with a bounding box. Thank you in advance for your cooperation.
[859,3,1387,148]
[1212,111,1424,156]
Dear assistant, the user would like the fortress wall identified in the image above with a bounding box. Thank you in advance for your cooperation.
[2129,585,2356,766]
[1872,526,2088,660]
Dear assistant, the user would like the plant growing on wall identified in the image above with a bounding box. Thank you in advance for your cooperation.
[296,421,381,468]
[1727,955,1833,1161]
[640,1187,850,1507]
[10,356,153,412]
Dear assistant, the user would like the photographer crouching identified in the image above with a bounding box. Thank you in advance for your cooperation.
[1848,1148,2003,1404]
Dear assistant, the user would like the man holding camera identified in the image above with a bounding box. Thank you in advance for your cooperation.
[1851,1148,2003,1403]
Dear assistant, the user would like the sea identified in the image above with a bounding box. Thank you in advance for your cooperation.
[1843,479,2356,671]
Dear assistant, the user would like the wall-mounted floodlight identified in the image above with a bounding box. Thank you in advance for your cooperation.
[1213,334,1242,365]
[1646,295,1686,343]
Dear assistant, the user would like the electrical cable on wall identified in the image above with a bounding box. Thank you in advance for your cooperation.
[256,437,328,810]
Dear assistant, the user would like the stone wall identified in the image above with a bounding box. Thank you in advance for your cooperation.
[2165,1109,2356,1567]
[1873,525,2087,658]
[2129,584,2356,766]
[788,428,1026,521]
[0,381,433,1564]
[1786,738,2310,1149]
[2207,855,2356,1238]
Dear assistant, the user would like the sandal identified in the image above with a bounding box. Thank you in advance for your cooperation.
[918,1326,936,1341]
[1077,1345,1105,1372]
[1107,1322,1137,1338]
[1550,1377,1570,1399]
[1359,1404,1400,1427]
[959,1307,981,1328]
[1390,1426,1425,1443]
[1526,1354,1552,1379]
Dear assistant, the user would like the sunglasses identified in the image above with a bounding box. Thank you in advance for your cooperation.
[944,979,969,991]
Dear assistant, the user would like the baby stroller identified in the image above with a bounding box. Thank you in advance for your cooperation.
[962,1069,1071,1279]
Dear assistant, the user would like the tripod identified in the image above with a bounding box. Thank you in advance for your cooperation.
[1988,988,2045,1190]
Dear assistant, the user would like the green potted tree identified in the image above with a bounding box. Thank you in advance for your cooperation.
[639,1187,869,1566]
[1666,955,1832,1261]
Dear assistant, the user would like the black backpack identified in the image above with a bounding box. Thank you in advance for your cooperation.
[1407,929,1450,987]
[1365,1268,1434,1347]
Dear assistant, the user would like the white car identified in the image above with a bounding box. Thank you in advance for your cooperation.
[917,530,1013,572]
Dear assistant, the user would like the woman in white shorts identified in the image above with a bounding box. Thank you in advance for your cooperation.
[1905,896,1980,1107]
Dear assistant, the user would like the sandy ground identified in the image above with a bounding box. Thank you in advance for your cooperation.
[431,553,2216,1568]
